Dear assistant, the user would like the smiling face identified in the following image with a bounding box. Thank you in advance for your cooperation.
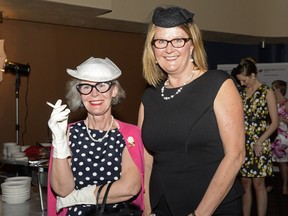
[80,80,118,116]
[153,26,193,76]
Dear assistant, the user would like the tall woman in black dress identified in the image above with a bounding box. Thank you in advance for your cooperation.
[138,6,245,216]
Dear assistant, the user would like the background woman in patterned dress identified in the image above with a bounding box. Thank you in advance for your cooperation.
[271,80,288,195]
[235,58,278,216]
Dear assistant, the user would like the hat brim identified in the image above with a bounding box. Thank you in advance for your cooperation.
[67,68,121,82]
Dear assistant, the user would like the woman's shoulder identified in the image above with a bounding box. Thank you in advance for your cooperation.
[200,70,231,88]
[261,83,270,89]
[117,120,141,134]
[68,120,84,128]
[259,83,271,94]
[141,83,162,102]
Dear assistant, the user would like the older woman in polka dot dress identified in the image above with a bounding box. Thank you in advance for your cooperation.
[47,57,144,216]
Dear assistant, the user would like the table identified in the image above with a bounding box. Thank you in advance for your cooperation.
[29,161,49,212]
[0,155,49,212]
[0,185,47,216]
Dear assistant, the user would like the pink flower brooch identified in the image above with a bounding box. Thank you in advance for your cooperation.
[127,136,135,147]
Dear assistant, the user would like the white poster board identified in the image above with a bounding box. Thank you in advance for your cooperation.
[217,62,288,88]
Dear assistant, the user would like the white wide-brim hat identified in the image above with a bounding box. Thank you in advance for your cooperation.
[67,57,121,82]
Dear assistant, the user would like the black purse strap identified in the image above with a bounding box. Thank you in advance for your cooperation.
[96,184,106,211]
[96,182,114,214]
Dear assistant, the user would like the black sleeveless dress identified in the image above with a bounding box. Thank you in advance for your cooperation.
[141,70,244,216]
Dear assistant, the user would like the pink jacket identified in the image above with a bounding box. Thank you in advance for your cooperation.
[47,120,144,216]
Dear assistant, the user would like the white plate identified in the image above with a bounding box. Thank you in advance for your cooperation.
[39,143,52,147]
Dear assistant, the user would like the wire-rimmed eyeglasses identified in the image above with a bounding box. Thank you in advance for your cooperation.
[76,82,114,95]
[152,38,191,49]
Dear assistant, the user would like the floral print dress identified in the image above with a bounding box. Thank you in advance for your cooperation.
[272,99,288,162]
[240,84,273,177]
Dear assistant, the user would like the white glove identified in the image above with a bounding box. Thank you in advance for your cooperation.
[56,185,97,212]
[48,99,71,159]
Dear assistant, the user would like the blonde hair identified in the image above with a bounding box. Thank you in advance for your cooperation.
[142,22,207,86]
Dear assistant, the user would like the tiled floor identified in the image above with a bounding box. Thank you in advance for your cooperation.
[260,172,288,216]
[248,170,288,216]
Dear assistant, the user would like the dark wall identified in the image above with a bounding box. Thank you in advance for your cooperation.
[0,20,147,146]
[0,19,287,146]
[205,42,288,69]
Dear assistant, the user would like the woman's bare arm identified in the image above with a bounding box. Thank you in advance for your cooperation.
[194,79,245,216]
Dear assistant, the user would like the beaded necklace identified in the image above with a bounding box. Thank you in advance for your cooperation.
[86,116,114,142]
[161,69,196,100]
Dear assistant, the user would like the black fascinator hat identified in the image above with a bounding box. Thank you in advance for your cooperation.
[152,6,194,28]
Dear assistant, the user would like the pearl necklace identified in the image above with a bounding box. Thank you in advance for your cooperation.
[86,116,114,142]
[161,69,196,100]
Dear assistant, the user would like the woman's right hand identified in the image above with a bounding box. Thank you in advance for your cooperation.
[48,99,71,158]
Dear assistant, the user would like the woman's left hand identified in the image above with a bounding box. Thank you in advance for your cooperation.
[254,143,262,156]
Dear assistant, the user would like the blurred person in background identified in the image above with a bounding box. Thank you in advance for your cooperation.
[271,80,288,195]
[235,57,278,216]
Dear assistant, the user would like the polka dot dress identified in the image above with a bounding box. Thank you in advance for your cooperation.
[66,120,126,216]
